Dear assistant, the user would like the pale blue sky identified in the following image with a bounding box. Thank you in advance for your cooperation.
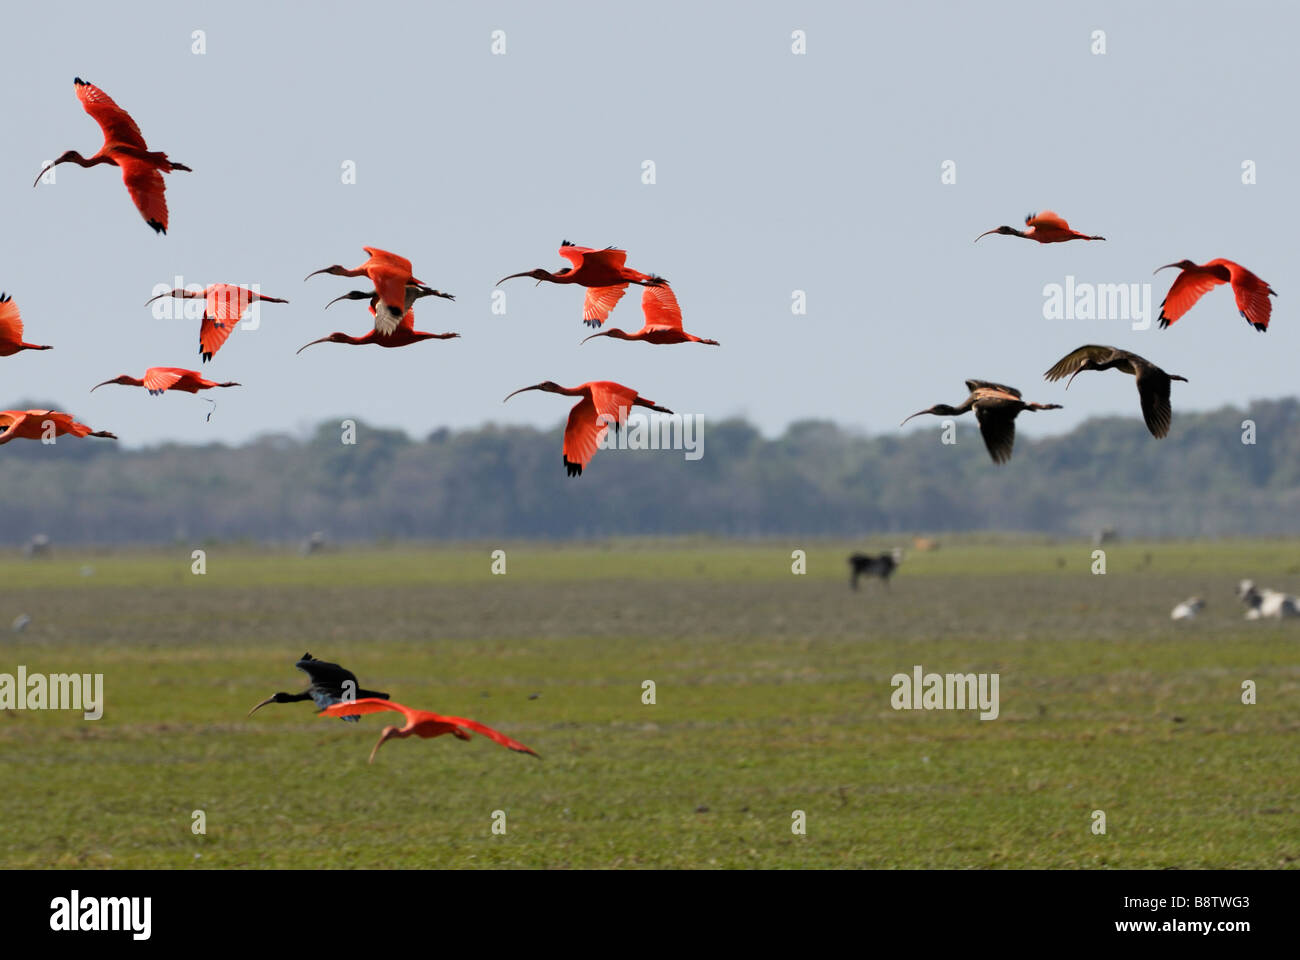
[1,1,1294,447]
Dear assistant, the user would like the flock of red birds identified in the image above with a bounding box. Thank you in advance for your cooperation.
[8,82,1277,466]
[900,211,1276,464]
[8,77,721,476]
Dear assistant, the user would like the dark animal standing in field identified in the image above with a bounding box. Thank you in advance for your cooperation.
[901,379,1063,464]
[1043,345,1187,438]
[247,652,389,722]
[849,550,903,590]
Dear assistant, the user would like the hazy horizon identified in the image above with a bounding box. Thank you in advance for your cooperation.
[3,388,1288,450]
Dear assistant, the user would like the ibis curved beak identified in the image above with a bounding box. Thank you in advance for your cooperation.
[405,285,454,304]
[258,296,289,304]
[495,271,534,286]
[503,384,542,403]
[367,727,399,764]
[143,292,170,306]
[247,696,276,718]
[899,410,928,427]
[1064,368,1085,390]
[1153,263,1182,275]
[89,379,116,393]
[580,331,606,344]
[32,163,55,188]
[324,293,355,310]
[303,267,334,282]
[296,337,330,355]
[973,229,999,243]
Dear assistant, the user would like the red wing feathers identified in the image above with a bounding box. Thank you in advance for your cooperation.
[76,80,147,149]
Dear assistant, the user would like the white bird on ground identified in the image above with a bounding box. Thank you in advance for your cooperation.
[1238,580,1300,620]
[1170,597,1204,621]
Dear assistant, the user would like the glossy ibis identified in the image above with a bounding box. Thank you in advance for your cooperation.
[900,379,1062,464]
[1043,345,1187,438]
[248,652,389,722]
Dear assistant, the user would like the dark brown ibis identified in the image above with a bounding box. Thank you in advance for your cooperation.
[247,652,389,722]
[1043,345,1187,438]
[901,379,1062,465]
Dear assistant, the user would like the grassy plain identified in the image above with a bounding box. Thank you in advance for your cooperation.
[0,537,1296,868]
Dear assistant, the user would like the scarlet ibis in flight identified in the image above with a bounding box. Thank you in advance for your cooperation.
[34,78,192,234]
[901,380,1062,464]
[497,241,668,328]
[0,410,117,445]
[305,248,430,335]
[581,284,719,346]
[319,698,538,762]
[145,284,288,362]
[297,284,458,353]
[975,211,1105,244]
[248,653,389,723]
[1154,259,1277,332]
[1044,345,1187,439]
[92,367,240,396]
[504,379,673,476]
[0,294,52,357]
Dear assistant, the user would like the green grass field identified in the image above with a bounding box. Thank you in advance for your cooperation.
[0,537,1296,868]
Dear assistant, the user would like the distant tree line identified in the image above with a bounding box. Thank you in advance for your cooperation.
[2,398,1299,544]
